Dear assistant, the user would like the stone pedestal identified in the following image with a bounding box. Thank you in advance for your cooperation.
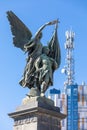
[8,96,66,130]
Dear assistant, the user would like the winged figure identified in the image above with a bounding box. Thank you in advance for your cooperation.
[7,11,61,96]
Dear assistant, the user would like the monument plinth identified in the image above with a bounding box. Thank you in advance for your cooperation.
[8,96,66,130]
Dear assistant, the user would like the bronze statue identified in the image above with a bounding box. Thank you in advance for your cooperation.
[7,11,61,96]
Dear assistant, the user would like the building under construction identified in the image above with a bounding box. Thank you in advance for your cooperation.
[48,84,87,130]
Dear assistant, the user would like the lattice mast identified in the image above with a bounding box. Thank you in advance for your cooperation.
[62,30,75,86]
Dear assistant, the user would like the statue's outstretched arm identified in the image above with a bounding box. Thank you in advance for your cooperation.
[35,19,59,40]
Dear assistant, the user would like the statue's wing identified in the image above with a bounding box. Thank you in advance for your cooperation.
[7,11,32,51]
[48,25,61,68]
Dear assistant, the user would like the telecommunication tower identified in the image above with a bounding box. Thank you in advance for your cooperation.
[61,30,75,87]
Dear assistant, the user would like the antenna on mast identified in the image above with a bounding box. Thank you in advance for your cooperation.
[61,30,75,87]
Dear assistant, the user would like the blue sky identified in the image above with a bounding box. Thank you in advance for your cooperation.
[0,0,87,129]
